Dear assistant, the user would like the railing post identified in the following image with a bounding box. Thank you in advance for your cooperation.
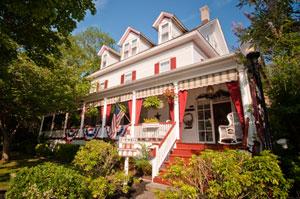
[131,91,136,137]
[101,98,107,137]
[238,66,257,150]
[173,82,180,140]
[80,102,86,134]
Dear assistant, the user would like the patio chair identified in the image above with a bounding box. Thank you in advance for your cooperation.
[218,112,243,144]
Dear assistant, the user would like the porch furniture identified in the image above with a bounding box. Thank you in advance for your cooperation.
[218,112,243,144]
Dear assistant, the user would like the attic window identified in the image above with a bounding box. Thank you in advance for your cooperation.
[161,23,169,43]
[124,43,129,58]
[102,54,107,68]
[131,39,137,55]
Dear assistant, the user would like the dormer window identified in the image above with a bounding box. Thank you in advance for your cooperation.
[131,39,137,55]
[161,23,170,43]
[102,54,107,68]
[124,43,129,59]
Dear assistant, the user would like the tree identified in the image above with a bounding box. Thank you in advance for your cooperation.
[235,0,300,195]
[0,0,97,161]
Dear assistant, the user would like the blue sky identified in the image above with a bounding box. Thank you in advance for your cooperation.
[74,0,251,51]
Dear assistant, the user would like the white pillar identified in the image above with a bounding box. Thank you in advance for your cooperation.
[238,66,257,149]
[173,82,180,140]
[80,102,86,132]
[63,112,69,133]
[124,157,129,175]
[130,91,136,137]
[38,116,45,142]
[50,114,55,133]
[101,98,107,137]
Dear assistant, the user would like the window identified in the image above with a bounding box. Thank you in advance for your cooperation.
[102,54,107,68]
[160,60,170,73]
[161,23,169,43]
[131,39,137,55]
[124,72,132,83]
[124,43,129,58]
[100,82,105,89]
[197,101,214,143]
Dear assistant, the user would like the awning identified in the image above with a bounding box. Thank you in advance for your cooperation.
[178,69,237,90]
[136,83,173,99]
[88,93,133,107]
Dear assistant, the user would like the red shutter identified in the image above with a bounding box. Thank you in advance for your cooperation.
[132,70,136,80]
[170,57,176,70]
[120,74,124,84]
[154,63,159,74]
[104,80,108,89]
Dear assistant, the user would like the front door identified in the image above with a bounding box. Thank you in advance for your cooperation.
[197,100,215,143]
[213,102,232,143]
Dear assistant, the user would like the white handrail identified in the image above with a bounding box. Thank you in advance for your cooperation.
[152,123,176,178]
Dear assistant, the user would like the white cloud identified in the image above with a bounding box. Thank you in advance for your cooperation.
[94,0,108,10]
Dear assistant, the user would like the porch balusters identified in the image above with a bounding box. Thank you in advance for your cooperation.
[173,81,180,140]
[238,66,257,149]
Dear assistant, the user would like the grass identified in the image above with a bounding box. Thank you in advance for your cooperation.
[0,154,46,190]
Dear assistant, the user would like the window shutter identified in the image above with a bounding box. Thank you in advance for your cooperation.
[132,70,136,80]
[104,80,108,89]
[170,57,176,70]
[121,74,125,84]
[154,63,159,74]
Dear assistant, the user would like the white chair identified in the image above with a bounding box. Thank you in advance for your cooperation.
[218,112,243,144]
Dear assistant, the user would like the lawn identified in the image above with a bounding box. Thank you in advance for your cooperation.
[0,154,46,190]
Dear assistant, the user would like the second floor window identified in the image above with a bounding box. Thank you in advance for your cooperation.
[124,43,129,59]
[160,60,170,73]
[124,72,132,83]
[102,54,107,68]
[131,39,137,55]
[100,82,105,89]
[161,23,169,43]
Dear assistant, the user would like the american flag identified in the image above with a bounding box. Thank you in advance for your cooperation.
[109,104,125,139]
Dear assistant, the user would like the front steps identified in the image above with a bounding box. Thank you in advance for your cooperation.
[153,141,242,184]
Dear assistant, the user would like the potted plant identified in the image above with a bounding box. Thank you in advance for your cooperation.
[163,88,175,103]
[142,96,162,127]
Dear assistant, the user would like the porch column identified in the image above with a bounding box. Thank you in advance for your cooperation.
[101,98,107,137]
[130,91,136,137]
[238,66,257,149]
[80,102,86,132]
[63,112,69,133]
[173,82,180,140]
[50,113,55,133]
[38,115,45,142]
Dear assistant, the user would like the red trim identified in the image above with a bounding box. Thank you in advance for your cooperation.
[128,100,132,122]
[170,57,176,70]
[132,70,136,80]
[154,63,159,74]
[120,74,125,84]
[104,80,108,89]
[159,122,176,148]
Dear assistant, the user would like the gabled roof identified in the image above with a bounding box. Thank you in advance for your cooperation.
[152,11,188,32]
[97,45,120,57]
[117,27,155,46]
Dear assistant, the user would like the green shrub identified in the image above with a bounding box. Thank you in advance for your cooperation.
[162,150,290,199]
[143,96,161,109]
[54,144,80,163]
[35,143,52,157]
[73,140,120,177]
[135,159,152,176]
[108,171,132,195]
[88,176,115,198]
[6,162,90,199]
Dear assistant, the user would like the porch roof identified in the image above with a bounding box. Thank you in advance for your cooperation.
[84,53,240,106]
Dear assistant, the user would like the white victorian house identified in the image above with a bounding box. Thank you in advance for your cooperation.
[39,6,260,181]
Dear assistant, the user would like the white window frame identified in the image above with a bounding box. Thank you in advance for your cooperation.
[123,42,130,59]
[131,39,138,55]
[159,59,171,73]
[99,81,105,90]
[124,71,132,83]
[160,22,170,43]
[102,54,108,68]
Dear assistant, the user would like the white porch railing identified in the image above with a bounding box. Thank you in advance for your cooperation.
[133,123,173,140]
[151,122,176,178]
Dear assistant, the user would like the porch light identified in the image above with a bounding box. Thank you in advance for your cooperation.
[206,85,214,95]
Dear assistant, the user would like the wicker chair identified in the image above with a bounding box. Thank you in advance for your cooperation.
[218,112,243,144]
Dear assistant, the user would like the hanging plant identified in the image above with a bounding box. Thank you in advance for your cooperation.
[143,96,161,110]
[163,88,175,99]
[86,107,99,118]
